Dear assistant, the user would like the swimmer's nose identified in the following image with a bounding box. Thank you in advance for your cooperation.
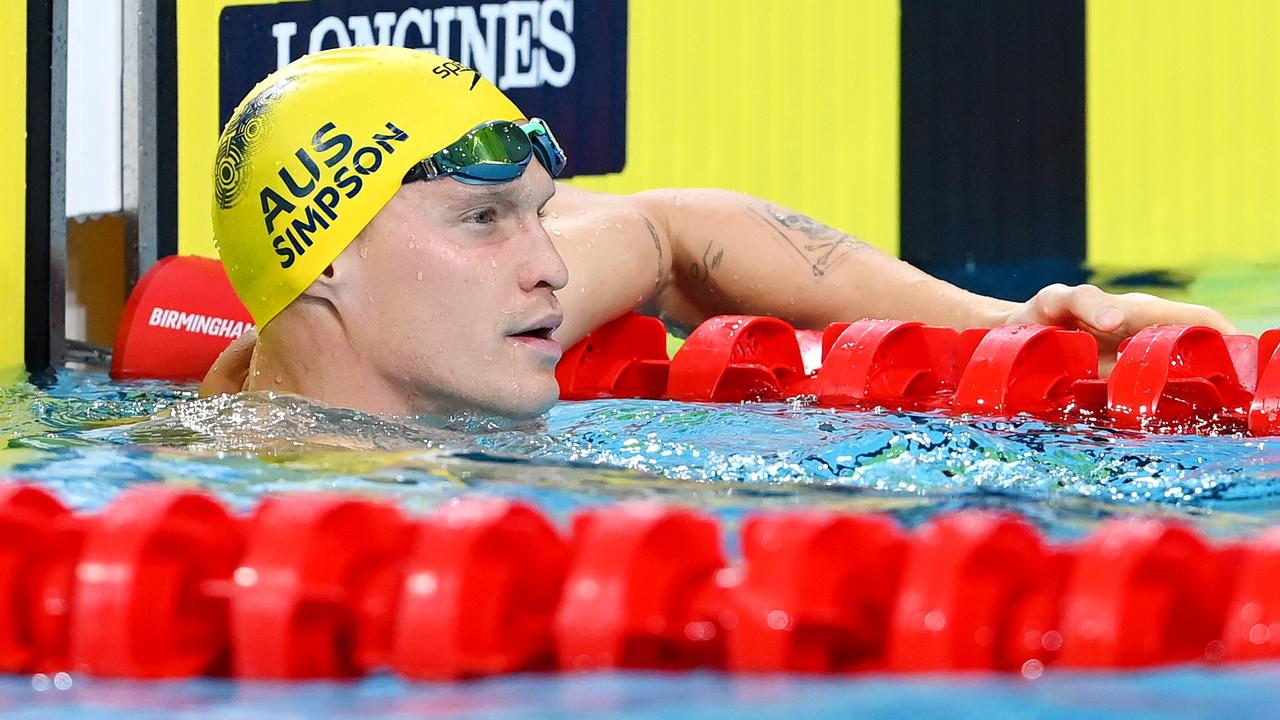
[521,221,569,293]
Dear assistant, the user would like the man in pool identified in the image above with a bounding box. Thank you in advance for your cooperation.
[204,46,1235,420]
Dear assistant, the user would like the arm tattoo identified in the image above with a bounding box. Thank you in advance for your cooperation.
[744,202,868,278]
[641,214,664,290]
[688,241,725,283]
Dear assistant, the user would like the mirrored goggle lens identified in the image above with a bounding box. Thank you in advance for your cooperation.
[436,122,533,170]
[404,118,568,185]
[430,123,532,183]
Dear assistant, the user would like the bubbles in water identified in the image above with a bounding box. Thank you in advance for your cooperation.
[29,670,73,692]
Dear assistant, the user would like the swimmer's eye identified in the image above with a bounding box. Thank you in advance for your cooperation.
[464,208,496,225]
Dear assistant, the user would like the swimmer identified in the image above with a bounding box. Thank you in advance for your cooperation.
[203,46,1234,420]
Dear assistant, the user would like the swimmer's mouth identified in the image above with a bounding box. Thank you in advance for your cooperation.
[508,315,562,341]
[511,327,555,340]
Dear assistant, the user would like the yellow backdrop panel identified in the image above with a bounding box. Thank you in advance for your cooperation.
[570,1,900,255]
[0,3,26,382]
[1088,0,1280,267]
[177,1,900,258]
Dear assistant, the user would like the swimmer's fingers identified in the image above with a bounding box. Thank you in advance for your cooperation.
[1011,284,1238,337]
[1102,293,1240,337]
[1008,283,1123,333]
[199,328,257,397]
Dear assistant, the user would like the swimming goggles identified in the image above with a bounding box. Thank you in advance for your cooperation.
[402,117,567,185]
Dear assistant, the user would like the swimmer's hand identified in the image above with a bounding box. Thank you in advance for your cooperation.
[1004,283,1239,374]
[199,328,256,397]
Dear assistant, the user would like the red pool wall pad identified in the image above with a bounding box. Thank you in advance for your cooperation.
[4,483,1280,680]
[557,314,1280,437]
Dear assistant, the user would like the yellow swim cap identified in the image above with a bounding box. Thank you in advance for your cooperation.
[212,46,523,326]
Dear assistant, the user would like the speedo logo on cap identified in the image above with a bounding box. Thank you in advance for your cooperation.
[259,121,410,269]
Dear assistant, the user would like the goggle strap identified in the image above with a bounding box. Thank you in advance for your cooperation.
[522,119,564,176]
[404,158,442,183]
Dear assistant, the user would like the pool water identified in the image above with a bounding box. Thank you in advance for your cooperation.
[6,371,1280,540]
[0,262,1278,718]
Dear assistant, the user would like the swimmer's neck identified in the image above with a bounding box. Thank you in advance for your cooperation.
[245,311,424,417]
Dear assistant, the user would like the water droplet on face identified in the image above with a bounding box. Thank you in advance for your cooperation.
[274,374,283,384]
[549,211,558,219]
[416,271,424,281]
[552,229,562,236]
[490,258,497,268]
[407,241,416,249]
[358,246,369,259]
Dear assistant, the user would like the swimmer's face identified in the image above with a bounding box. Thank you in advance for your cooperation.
[338,162,567,419]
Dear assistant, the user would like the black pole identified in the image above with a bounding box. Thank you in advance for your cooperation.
[24,0,68,377]
[156,0,178,259]
[900,0,1088,300]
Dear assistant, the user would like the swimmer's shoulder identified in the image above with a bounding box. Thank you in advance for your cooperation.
[199,328,256,397]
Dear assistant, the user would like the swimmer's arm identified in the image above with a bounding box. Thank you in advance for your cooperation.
[544,184,679,345]
[630,189,1235,364]
[546,184,998,342]
[631,189,1014,331]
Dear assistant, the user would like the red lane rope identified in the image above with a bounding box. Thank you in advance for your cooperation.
[557,313,1280,437]
[0,484,1276,680]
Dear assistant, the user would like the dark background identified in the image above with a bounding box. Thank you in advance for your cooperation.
[218,0,628,179]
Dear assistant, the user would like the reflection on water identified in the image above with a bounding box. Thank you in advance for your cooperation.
[2,366,1278,541]
[4,665,1280,720]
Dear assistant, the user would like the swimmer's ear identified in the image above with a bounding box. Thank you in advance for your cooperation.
[300,234,363,304]
[300,260,345,304]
